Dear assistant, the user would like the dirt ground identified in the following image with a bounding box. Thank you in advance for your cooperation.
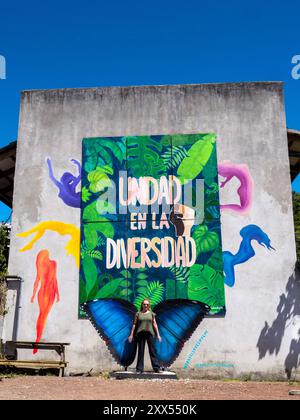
[0,375,299,400]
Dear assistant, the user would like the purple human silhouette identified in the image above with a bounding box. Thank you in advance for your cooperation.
[46,158,81,208]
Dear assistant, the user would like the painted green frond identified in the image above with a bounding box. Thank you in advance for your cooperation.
[188,264,225,314]
[162,145,188,169]
[83,137,126,172]
[169,265,189,283]
[127,136,166,179]
[134,281,164,310]
[192,224,219,255]
[81,186,92,203]
[81,249,103,261]
[93,278,123,300]
[207,247,224,273]
[88,165,113,193]
[177,134,216,184]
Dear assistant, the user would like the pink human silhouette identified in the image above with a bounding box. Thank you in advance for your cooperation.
[218,161,253,215]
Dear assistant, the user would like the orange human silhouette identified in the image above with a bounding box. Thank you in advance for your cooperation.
[31,250,60,354]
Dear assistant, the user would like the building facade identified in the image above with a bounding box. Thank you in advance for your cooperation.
[2,82,299,379]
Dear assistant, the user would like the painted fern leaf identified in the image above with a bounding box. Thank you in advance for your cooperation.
[162,146,188,170]
[134,281,164,310]
[171,146,188,168]
[81,249,103,261]
[169,265,189,283]
[161,147,173,169]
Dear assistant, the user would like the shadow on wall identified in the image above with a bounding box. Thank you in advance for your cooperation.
[256,265,300,379]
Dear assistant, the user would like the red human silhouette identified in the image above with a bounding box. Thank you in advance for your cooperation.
[31,250,60,354]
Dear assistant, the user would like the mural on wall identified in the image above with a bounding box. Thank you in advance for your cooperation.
[223,224,275,287]
[80,133,226,367]
[17,221,80,267]
[31,250,60,353]
[46,157,82,208]
[14,139,275,367]
[218,161,253,215]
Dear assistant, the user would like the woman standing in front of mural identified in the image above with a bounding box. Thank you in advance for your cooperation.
[128,299,162,373]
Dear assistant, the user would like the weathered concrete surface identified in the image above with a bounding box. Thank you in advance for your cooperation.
[2,82,299,379]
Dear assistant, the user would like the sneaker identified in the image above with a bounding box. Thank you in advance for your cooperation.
[136,369,143,373]
[153,368,162,373]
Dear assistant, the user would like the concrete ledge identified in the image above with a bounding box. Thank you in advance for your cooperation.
[289,390,300,396]
[111,370,178,380]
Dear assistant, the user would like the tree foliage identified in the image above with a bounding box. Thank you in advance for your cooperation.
[0,223,10,316]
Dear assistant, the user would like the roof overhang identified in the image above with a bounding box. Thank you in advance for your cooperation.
[287,129,300,182]
[0,141,16,208]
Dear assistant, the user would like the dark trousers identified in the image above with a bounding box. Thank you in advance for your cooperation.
[136,331,160,372]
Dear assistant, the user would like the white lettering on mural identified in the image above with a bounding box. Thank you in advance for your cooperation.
[107,175,198,270]
[106,236,196,269]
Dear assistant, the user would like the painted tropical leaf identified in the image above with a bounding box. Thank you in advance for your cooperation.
[161,134,208,147]
[84,137,126,171]
[93,278,123,300]
[82,201,115,226]
[119,288,133,297]
[167,266,189,298]
[207,247,224,273]
[127,136,166,179]
[82,254,98,297]
[81,249,103,261]
[188,264,225,313]
[88,165,113,193]
[96,138,126,166]
[81,186,92,203]
[192,224,219,254]
[206,206,220,220]
[96,199,115,215]
[162,146,188,170]
[79,276,88,304]
[207,182,219,194]
[136,280,148,287]
[202,152,218,187]
[134,281,164,310]
[177,134,216,184]
[168,265,189,283]
[83,221,114,251]
[137,273,148,280]
[98,273,113,288]
[84,145,98,172]
[165,278,176,300]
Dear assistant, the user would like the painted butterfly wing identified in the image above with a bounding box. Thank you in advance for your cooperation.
[82,298,137,368]
[154,299,210,367]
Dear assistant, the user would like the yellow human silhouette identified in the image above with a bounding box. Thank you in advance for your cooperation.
[17,221,80,267]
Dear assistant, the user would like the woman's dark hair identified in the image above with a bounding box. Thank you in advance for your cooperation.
[140,298,151,311]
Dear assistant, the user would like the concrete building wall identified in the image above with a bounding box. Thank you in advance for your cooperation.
[2,82,299,379]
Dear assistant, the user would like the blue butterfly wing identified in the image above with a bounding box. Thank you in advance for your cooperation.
[154,300,210,367]
[82,299,137,368]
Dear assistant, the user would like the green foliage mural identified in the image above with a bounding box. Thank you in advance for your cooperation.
[79,134,225,316]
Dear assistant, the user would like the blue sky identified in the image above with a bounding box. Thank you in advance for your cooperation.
[0,0,299,220]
